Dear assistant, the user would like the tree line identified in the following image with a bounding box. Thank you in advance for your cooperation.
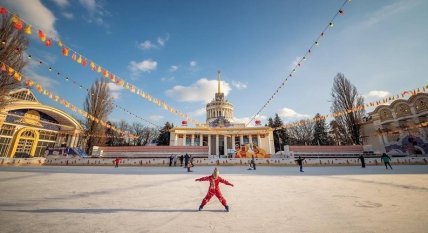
[267,73,365,152]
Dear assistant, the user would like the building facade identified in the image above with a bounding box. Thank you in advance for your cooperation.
[0,89,83,157]
[361,93,428,155]
[169,72,275,158]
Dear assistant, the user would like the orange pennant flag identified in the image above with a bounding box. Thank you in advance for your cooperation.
[1,63,6,72]
[38,30,46,42]
[62,47,69,56]
[13,72,21,81]
[45,39,52,47]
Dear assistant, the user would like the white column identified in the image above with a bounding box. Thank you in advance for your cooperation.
[257,134,261,146]
[268,135,272,154]
[174,134,178,146]
[232,135,236,147]
[183,134,187,146]
[200,135,203,146]
[216,135,219,156]
[240,135,243,145]
[208,135,211,155]
[191,134,195,146]
[223,136,228,157]
[249,135,252,145]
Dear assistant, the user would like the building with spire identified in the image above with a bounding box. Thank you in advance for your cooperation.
[169,71,274,158]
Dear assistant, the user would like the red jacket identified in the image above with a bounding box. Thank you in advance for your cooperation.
[195,176,233,191]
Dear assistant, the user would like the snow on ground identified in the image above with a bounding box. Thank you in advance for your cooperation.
[0,165,427,233]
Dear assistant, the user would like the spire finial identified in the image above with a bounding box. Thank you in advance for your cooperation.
[217,70,221,94]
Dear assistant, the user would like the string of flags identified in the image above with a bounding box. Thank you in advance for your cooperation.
[0,6,200,125]
[246,0,351,126]
[1,61,138,139]
[272,84,428,131]
[23,53,161,128]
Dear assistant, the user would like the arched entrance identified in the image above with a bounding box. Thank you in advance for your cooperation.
[9,128,39,157]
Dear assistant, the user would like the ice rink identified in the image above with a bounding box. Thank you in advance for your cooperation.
[1,165,427,233]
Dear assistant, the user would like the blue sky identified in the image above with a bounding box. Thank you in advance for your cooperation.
[1,0,428,127]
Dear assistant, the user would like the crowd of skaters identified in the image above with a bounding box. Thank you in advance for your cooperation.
[114,152,395,172]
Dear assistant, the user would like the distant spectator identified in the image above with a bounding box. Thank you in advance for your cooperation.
[359,154,366,168]
[179,155,184,166]
[184,153,190,168]
[248,155,256,170]
[381,153,393,170]
[295,156,305,172]
[173,155,177,166]
[169,154,174,167]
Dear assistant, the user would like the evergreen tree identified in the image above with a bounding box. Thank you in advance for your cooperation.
[157,122,174,145]
[268,114,289,152]
[312,113,330,145]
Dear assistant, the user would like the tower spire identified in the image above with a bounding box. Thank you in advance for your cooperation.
[217,70,221,94]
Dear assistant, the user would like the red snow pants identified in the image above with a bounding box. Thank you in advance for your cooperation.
[201,189,227,206]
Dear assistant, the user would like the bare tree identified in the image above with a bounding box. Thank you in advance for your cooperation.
[288,120,314,145]
[140,126,159,146]
[330,73,365,145]
[131,122,145,145]
[0,14,29,109]
[84,78,114,153]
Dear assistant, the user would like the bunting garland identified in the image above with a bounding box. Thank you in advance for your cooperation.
[0,6,200,125]
[22,53,161,128]
[246,0,351,126]
[0,61,138,139]
[272,84,428,131]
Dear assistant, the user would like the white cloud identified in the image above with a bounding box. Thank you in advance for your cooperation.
[165,78,231,103]
[169,65,178,72]
[161,77,175,82]
[138,40,156,50]
[149,115,164,122]
[231,81,247,90]
[364,90,390,99]
[79,0,97,12]
[190,61,197,67]
[50,0,70,8]
[190,108,206,116]
[24,69,59,88]
[278,107,310,119]
[2,0,59,38]
[157,34,169,47]
[107,83,123,99]
[62,12,74,19]
[128,59,158,76]
[364,0,421,27]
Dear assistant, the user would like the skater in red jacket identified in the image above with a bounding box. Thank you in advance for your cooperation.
[195,167,234,212]
[114,157,121,168]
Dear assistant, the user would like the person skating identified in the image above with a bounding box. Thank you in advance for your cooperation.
[295,156,305,172]
[381,153,393,169]
[169,154,174,167]
[114,157,121,168]
[184,153,190,168]
[179,155,184,167]
[359,154,366,168]
[249,155,256,170]
[187,155,194,172]
[195,167,234,212]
